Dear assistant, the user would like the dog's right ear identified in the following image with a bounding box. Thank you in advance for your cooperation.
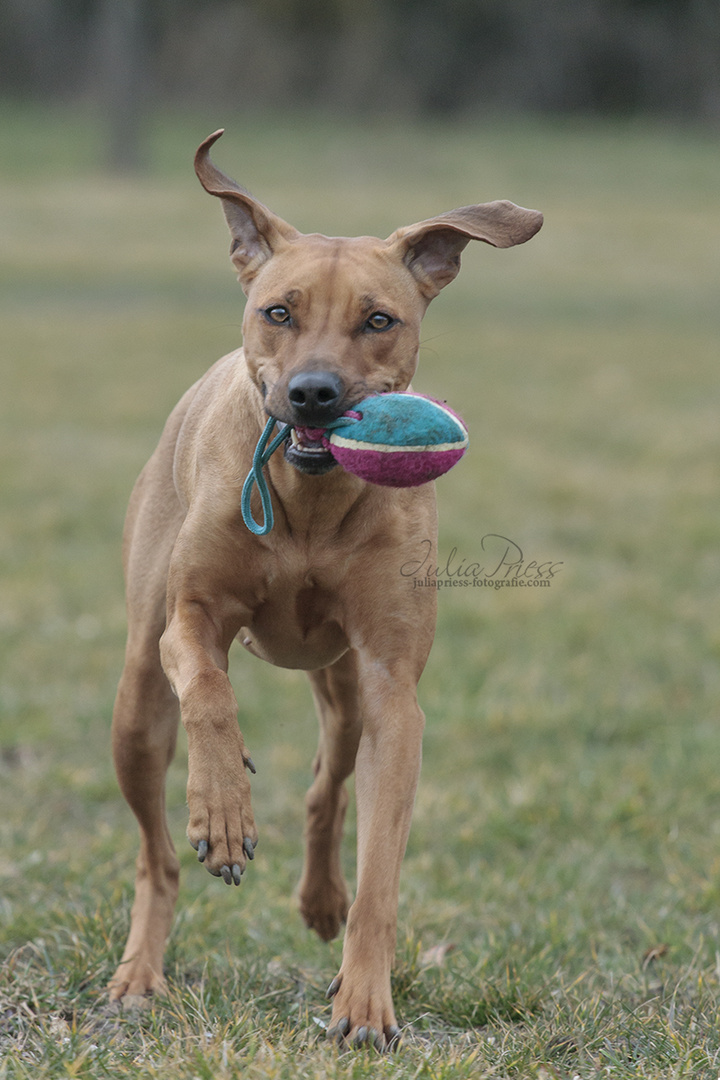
[195,130,299,289]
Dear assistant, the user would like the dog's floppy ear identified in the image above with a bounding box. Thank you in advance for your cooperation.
[388,202,543,300]
[195,130,299,288]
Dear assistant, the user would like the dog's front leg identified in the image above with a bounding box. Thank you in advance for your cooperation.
[160,600,258,884]
[327,667,425,1051]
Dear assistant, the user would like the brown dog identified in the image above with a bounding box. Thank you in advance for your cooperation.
[108,129,542,1049]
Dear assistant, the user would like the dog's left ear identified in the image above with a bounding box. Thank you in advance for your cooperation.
[195,130,299,289]
[388,202,543,300]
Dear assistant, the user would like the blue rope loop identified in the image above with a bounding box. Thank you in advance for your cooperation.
[240,419,291,535]
[240,412,361,536]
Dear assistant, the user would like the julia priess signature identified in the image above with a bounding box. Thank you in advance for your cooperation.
[400,535,564,590]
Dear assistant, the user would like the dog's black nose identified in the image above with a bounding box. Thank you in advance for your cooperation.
[288,371,343,425]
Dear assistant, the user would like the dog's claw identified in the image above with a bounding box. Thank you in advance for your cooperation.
[243,837,255,860]
[354,1026,369,1048]
[221,863,243,886]
[327,1017,350,1043]
[387,1025,402,1051]
[245,756,256,774]
[196,839,208,862]
[326,976,341,999]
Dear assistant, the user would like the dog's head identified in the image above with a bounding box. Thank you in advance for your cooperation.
[195,130,542,476]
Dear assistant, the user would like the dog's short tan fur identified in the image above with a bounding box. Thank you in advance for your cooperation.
[108,130,542,1048]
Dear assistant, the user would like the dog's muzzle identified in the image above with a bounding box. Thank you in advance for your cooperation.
[284,370,345,474]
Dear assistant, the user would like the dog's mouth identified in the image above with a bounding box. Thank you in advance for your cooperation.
[284,425,337,475]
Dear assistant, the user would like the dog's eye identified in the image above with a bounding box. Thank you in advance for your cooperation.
[264,305,292,325]
[365,312,395,332]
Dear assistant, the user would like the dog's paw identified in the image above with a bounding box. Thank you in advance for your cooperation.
[186,754,258,883]
[189,834,258,885]
[325,970,401,1052]
[298,875,349,942]
[108,961,166,1004]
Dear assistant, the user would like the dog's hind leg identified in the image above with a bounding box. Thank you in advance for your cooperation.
[299,652,362,943]
[108,468,183,1003]
[109,635,180,1002]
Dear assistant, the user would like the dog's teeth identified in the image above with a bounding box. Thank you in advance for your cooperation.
[290,428,327,454]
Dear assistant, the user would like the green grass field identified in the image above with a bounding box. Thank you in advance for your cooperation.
[1,104,720,1078]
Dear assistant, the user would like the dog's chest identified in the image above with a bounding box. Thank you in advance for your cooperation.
[236,562,349,671]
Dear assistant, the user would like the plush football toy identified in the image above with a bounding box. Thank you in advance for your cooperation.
[320,392,468,487]
[242,392,468,535]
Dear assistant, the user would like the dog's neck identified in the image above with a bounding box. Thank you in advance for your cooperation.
[264,441,371,540]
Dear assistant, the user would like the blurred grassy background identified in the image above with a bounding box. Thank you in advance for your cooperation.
[1,105,720,1077]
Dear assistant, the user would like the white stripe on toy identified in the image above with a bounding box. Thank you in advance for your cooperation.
[329,435,468,453]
